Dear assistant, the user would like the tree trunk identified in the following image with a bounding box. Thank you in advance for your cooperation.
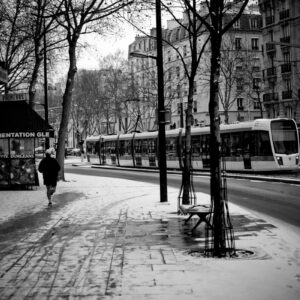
[181,81,194,204]
[209,32,225,256]
[56,41,78,180]
[28,51,42,109]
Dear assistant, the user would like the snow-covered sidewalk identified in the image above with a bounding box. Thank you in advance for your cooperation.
[0,169,299,299]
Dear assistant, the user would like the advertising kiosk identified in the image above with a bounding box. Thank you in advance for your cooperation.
[0,101,54,187]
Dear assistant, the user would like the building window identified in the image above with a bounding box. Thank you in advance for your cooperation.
[251,38,259,50]
[284,78,291,91]
[176,28,180,40]
[167,86,171,97]
[253,78,260,90]
[282,23,290,38]
[193,101,197,113]
[15,93,25,100]
[237,98,243,109]
[177,103,182,115]
[236,66,243,72]
[233,19,240,29]
[269,30,274,42]
[236,78,243,91]
[253,99,260,109]
[235,38,241,50]
[250,18,258,29]
[283,52,290,63]
[168,50,171,62]
[177,84,181,98]
[193,81,197,94]
[183,45,187,56]
[176,66,180,78]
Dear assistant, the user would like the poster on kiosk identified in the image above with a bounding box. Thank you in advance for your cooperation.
[0,101,54,188]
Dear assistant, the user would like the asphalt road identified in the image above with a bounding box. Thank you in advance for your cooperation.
[65,165,300,228]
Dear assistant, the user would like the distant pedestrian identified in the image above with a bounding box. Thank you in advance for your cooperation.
[38,148,61,207]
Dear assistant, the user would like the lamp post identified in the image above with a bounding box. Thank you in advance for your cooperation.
[43,16,49,149]
[155,0,168,203]
[128,0,168,203]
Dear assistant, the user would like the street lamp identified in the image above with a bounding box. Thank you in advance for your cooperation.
[155,0,168,203]
[129,0,168,203]
[43,16,49,149]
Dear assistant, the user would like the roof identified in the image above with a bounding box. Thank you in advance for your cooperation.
[0,100,54,133]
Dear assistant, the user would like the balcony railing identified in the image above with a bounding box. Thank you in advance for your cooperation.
[265,15,275,25]
[280,36,290,44]
[282,90,292,100]
[266,43,276,52]
[263,93,279,102]
[279,9,290,20]
[281,63,291,74]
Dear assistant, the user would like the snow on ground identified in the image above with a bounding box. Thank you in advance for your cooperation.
[0,158,300,299]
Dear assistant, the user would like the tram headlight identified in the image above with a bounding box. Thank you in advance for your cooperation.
[296,155,299,165]
[276,156,283,165]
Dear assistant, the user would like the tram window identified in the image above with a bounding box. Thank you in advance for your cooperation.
[134,140,145,153]
[148,139,157,154]
[271,120,298,154]
[86,142,92,154]
[200,135,210,157]
[191,135,201,157]
[221,134,231,156]
[124,140,132,155]
[111,141,117,154]
[252,131,272,156]
[231,133,243,156]
[119,140,125,156]
[242,132,251,155]
[141,139,148,155]
[95,141,100,154]
[134,140,141,154]
[166,137,177,157]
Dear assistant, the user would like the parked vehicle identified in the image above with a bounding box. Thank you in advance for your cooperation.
[65,147,81,156]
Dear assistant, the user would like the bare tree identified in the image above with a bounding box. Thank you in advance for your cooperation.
[25,0,66,108]
[161,0,210,204]
[52,0,134,180]
[185,0,249,257]
[0,0,33,94]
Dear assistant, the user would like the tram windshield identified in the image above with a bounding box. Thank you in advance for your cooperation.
[271,120,298,154]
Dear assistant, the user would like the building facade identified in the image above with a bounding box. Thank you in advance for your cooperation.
[127,3,263,131]
[259,0,300,125]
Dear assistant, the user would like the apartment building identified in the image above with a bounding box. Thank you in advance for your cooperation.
[259,0,300,124]
[128,3,263,131]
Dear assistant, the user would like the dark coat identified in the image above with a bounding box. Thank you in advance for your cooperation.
[38,155,61,186]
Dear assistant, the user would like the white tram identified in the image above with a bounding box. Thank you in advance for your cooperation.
[86,118,300,172]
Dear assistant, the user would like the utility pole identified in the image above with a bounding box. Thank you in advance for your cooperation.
[156,0,168,202]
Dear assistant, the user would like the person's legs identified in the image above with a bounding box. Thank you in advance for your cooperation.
[46,185,52,205]
[50,185,56,196]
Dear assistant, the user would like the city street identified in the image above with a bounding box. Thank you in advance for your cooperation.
[1,0,300,298]
[66,164,300,227]
[0,158,299,299]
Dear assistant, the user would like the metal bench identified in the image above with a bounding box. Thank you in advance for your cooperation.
[179,204,212,232]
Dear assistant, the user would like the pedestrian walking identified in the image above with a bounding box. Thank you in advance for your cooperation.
[38,148,61,207]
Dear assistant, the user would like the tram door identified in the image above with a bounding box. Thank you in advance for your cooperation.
[243,132,252,169]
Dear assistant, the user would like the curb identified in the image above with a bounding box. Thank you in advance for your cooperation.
[70,163,300,185]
